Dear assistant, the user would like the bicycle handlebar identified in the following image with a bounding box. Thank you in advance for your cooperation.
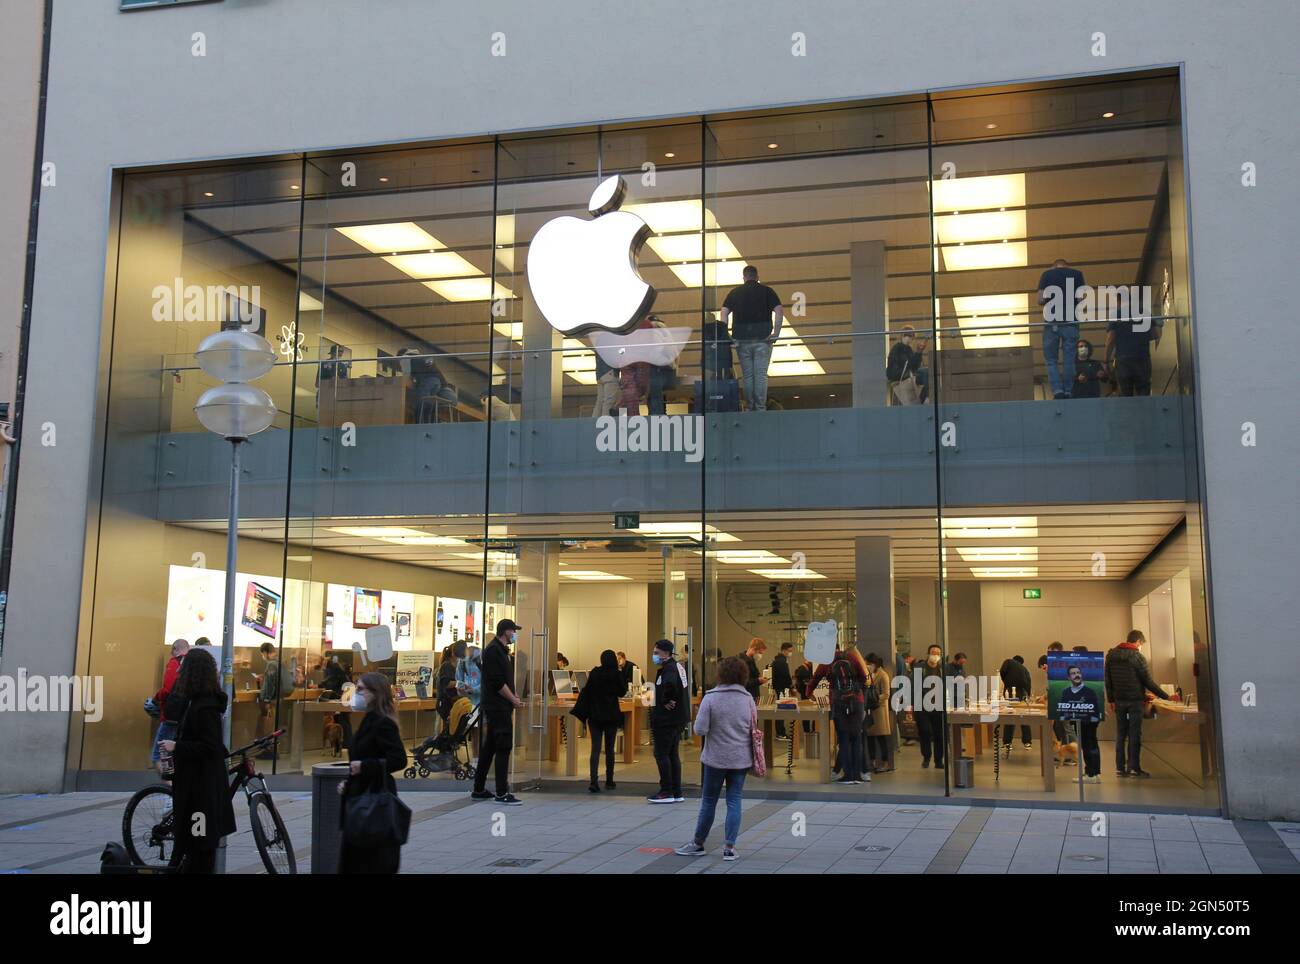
[229,728,286,760]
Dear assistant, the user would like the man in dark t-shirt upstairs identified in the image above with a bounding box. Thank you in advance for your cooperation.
[1106,312,1160,396]
[720,265,783,412]
[1036,258,1087,399]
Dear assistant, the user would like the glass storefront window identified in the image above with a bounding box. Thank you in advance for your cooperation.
[79,68,1217,812]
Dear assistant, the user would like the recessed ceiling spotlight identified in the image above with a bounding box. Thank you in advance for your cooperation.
[203,191,214,197]
[664,151,676,158]
[379,176,389,182]
[985,123,998,130]
[767,143,779,149]
[1102,111,1115,118]
[290,184,299,190]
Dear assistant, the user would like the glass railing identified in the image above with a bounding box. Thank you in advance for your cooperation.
[156,314,1186,435]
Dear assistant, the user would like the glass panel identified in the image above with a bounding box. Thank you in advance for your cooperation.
[702,99,940,790]
[81,160,302,774]
[267,142,498,773]
[930,72,1217,808]
[490,125,708,786]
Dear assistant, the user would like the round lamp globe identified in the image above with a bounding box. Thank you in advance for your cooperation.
[195,330,277,383]
[194,383,276,439]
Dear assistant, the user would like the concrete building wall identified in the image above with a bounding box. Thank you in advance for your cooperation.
[1,0,1297,817]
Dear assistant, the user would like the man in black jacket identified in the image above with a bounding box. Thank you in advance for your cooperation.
[1105,630,1170,778]
[471,619,525,805]
[647,639,689,804]
[999,655,1034,749]
[771,642,795,738]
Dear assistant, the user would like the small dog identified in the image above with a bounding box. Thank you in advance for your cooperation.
[1053,737,1079,766]
[323,714,344,758]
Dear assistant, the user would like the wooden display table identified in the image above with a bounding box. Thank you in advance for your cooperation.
[546,699,640,775]
[947,707,1055,790]
[1150,699,1214,777]
[755,703,831,782]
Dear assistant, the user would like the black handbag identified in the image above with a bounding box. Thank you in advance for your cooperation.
[344,779,411,848]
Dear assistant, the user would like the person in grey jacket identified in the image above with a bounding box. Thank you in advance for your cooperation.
[675,657,755,861]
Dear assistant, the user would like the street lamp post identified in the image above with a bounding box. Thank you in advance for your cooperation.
[194,329,277,874]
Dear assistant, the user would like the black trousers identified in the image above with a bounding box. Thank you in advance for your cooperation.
[589,721,619,784]
[1114,701,1145,772]
[1002,724,1033,746]
[652,725,682,795]
[833,705,865,780]
[1079,721,1101,777]
[916,710,946,766]
[1116,355,1152,396]
[474,710,513,796]
[867,734,890,765]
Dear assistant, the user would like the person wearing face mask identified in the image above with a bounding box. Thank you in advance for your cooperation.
[647,639,690,803]
[1104,630,1170,778]
[737,638,767,702]
[1072,338,1107,398]
[339,672,408,874]
[914,644,947,770]
[471,619,526,805]
[886,326,930,405]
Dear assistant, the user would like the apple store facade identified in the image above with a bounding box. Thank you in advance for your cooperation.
[66,66,1229,812]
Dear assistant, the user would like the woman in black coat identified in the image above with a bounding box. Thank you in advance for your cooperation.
[157,648,237,874]
[340,671,408,874]
[571,650,625,792]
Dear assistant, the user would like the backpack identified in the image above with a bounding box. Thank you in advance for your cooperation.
[863,672,880,713]
[830,659,861,711]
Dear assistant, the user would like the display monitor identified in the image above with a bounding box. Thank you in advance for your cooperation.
[572,670,588,692]
[353,588,382,628]
[241,581,281,638]
[552,670,574,695]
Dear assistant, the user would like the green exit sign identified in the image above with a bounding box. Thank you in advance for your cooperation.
[1023,588,1042,599]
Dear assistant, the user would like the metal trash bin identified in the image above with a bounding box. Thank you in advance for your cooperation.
[804,730,820,758]
[954,757,975,788]
[311,762,351,875]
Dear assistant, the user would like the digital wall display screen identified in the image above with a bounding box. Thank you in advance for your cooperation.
[353,588,382,628]
[241,581,281,639]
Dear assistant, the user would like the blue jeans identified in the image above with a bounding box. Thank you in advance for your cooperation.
[734,340,772,411]
[693,765,747,846]
[1042,323,1079,397]
[151,720,177,765]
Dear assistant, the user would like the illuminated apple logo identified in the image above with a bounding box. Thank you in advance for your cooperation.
[526,175,656,336]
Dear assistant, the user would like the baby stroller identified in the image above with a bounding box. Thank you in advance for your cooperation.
[405,697,478,780]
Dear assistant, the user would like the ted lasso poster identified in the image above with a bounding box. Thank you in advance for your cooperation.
[1047,652,1105,722]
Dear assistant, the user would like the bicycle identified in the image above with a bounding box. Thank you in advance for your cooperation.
[122,728,297,874]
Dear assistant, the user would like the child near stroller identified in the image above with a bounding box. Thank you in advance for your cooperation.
[405,695,478,780]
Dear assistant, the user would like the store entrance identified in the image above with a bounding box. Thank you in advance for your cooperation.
[493,534,705,789]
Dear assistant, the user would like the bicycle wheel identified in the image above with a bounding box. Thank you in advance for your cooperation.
[248,793,297,875]
[122,784,175,867]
